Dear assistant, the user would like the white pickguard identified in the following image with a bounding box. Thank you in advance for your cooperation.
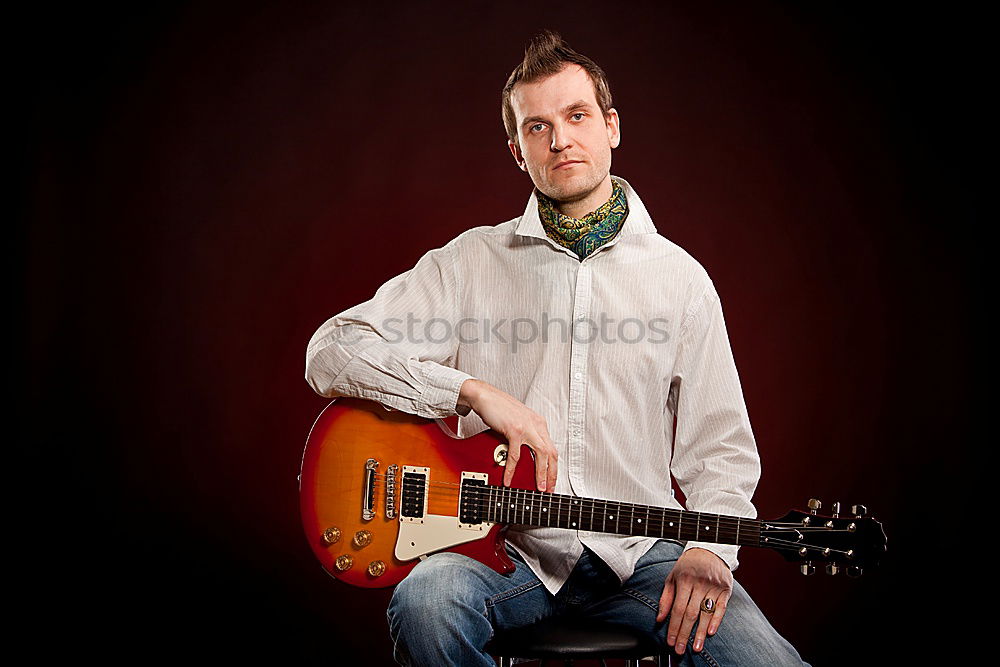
[395,514,496,561]
[394,468,496,561]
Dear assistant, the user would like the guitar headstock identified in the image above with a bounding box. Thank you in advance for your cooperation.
[762,499,887,576]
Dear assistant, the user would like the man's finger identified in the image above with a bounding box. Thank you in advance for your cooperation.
[656,575,675,623]
[692,592,716,653]
[542,430,558,493]
[707,588,731,636]
[503,442,521,486]
[665,580,692,648]
[672,586,707,656]
[533,447,548,491]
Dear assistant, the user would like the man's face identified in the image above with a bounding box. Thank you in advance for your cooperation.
[508,64,620,206]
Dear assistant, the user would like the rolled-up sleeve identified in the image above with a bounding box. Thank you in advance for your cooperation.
[305,241,474,419]
[670,283,761,571]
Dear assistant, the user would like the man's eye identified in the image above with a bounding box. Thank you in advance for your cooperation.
[571,113,585,120]
[531,123,545,132]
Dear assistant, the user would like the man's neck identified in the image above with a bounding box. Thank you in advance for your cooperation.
[553,175,614,219]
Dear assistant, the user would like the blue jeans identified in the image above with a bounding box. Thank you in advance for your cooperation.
[387,540,808,666]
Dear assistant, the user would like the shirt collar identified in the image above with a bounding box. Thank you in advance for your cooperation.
[515,175,658,241]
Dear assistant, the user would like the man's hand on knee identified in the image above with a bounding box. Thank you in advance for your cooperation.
[656,547,734,655]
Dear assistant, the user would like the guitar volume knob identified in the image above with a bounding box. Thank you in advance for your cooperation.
[353,530,373,548]
[321,526,341,546]
[335,555,354,571]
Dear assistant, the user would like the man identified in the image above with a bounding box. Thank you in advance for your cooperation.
[306,30,807,666]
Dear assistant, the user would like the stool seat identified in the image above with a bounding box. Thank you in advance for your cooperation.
[486,617,663,661]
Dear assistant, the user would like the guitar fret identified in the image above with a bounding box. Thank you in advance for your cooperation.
[469,483,766,552]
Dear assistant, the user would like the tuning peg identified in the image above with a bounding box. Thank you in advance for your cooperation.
[851,504,867,518]
[847,566,864,578]
[826,563,840,576]
[808,498,822,515]
[832,502,841,518]
[800,561,816,576]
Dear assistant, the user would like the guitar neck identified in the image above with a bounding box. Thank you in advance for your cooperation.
[471,483,761,548]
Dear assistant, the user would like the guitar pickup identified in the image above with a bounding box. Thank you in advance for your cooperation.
[459,472,489,529]
[400,467,428,523]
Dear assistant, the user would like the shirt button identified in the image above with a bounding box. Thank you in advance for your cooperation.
[574,372,582,379]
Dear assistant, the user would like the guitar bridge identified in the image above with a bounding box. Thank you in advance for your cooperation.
[385,464,398,519]
[362,458,378,521]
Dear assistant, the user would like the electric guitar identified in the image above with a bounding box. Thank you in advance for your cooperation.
[299,398,887,588]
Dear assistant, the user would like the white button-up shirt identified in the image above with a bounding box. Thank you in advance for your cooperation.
[305,176,760,594]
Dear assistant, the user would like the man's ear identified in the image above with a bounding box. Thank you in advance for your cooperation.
[606,108,621,149]
[508,139,528,172]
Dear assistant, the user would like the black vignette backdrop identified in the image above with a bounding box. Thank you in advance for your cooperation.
[18,2,984,665]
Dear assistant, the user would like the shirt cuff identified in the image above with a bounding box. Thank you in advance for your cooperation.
[419,364,476,418]
[683,541,740,572]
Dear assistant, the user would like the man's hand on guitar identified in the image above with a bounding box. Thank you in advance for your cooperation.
[656,547,734,655]
[458,379,558,492]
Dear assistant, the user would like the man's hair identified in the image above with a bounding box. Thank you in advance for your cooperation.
[501,30,613,149]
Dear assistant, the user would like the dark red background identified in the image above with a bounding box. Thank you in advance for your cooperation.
[19,2,983,665]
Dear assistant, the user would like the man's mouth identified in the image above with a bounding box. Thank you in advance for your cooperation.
[554,160,583,170]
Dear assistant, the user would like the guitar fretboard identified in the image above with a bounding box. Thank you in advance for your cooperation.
[473,484,762,547]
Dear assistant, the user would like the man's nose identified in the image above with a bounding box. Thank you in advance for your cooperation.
[550,123,573,151]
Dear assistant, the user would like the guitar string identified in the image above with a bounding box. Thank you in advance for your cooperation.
[373,474,847,527]
[364,478,852,535]
[370,478,858,543]
[362,482,855,553]
[386,479,768,535]
[385,482,762,542]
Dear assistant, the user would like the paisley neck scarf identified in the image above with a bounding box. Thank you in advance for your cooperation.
[537,177,629,260]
